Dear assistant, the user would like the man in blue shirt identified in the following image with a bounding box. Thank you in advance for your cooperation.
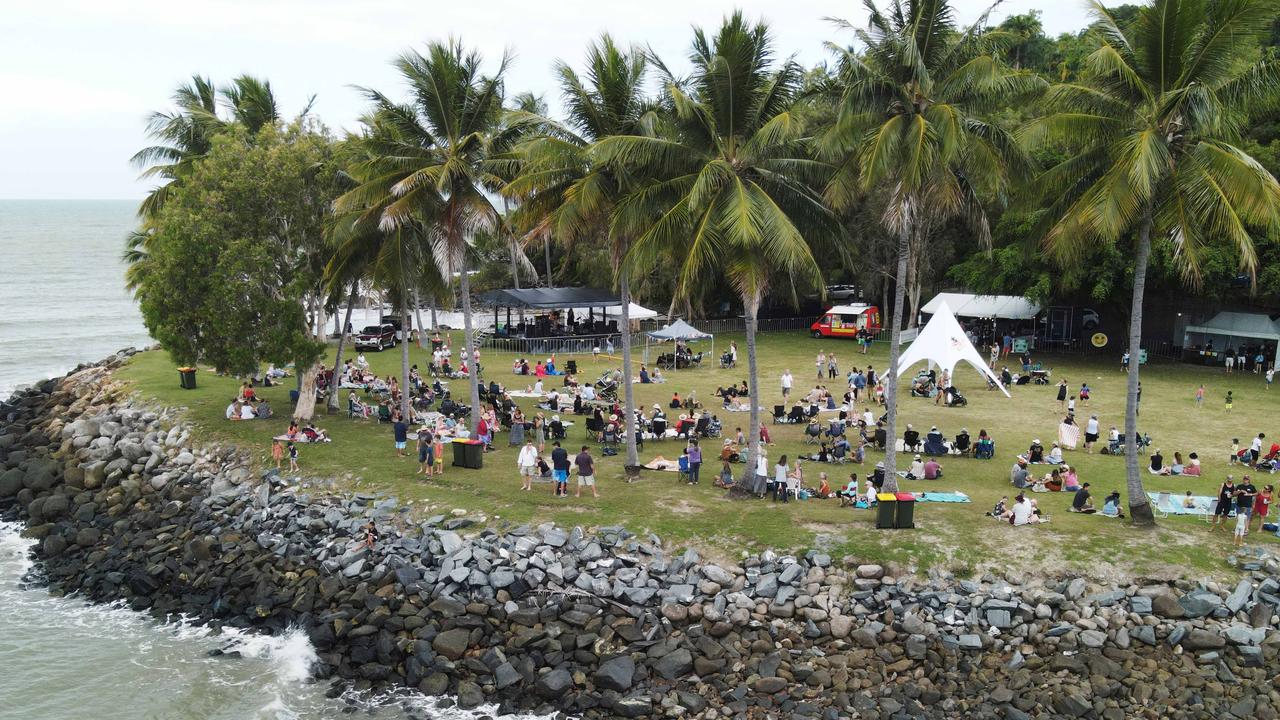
[393,418,408,457]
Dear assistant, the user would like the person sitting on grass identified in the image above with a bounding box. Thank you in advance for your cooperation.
[923,457,942,479]
[716,461,736,488]
[1062,465,1081,492]
[907,454,926,480]
[1148,448,1171,475]
[815,472,832,499]
[989,496,1009,519]
[1045,442,1063,465]
[1010,494,1040,525]
[1182,490,1197,509]
[226,399,241,420]
[1010,458,1030,488]
[1027,439,1045,463]
[1101,491,1125,518]
[1070,482,1095,513]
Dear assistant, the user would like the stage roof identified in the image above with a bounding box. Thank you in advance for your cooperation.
[479,287,622,310]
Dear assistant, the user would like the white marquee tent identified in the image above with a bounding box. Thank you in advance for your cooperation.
[892,302,1010,397]
[1183,311,1280,346]
[922,292,1041,320]
[603,302,660,321]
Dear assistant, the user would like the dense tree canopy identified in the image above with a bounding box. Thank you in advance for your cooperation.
[136,124,336,375]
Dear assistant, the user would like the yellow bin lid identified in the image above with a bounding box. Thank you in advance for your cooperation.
[876,493,897,502]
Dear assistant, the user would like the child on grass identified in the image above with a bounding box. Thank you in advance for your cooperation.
[287,441,299,472]
[271,438,283,470]
[1230,438,1240,464]
[1225,390,1234,412]
[433,437,445,475]
[1234,506,1249,547]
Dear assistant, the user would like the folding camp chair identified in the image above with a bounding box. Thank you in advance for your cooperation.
[1155,491,1173,518]
[771,405,787,424]
[804,421,823,445]
[1200,498,1219,523]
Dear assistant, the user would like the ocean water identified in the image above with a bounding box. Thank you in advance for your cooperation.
[0,202,535,720]
[0,200,152,396]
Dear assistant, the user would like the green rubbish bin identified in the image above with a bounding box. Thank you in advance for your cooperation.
[451,439,484,469]
[875,493,897,529]
[894,492,917,529]
[178,367,197,389]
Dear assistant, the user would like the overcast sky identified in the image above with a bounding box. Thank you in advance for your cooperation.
[1,0,1093,200]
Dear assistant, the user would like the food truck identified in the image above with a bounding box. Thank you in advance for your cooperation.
[810,304,882,339]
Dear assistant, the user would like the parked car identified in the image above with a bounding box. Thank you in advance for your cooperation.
[825,284,861,302]
[354,324,398,351]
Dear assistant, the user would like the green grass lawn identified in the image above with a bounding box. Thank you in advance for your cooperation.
[117,329,1278,580]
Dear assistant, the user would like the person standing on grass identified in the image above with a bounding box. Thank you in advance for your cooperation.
[393,417,408,458]
[687,439,702,485]
[517,438,538,491]
[1225,390,1234,412]
[1056,379,1068,410]
[1211,476,1236,532]
[989,343,999,369]
[815,351,826,380]
[1078,383,1090,406]
[1251,433,1266,466]
[827,353,838,380]
[575,445,598,498]
[1267,367,1275,390]
[433,435,445,476]
[1002,333,1013,360]
[1236,476,1258,529]
[551,441,570,497]
[1252,485,1273,532]
[271,439,284,470]
[287,441,299,472]
[1084,415,1100,454]
[417,428,434,476]
[1195,384,1205,408]
[781,370,793,400]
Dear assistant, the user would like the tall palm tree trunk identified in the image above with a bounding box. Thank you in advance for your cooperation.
[620,270,638,466]
[1125,211,1156,526]
[881,222,911,493]
[455,235,482,433]
[413,291,426,348]
[544,237,554,288]
[327,280,359,411]
[400,301,412,421]
[742,290,762,492]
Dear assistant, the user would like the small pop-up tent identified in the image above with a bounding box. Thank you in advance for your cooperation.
[645,319,714,366]
[891,302,1009,397]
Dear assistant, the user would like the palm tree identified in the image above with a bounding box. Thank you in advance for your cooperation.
[599,12,837,488]
[819,0,1043,490]
[504,34,654,467]
[342,40,509,432]
[1023,0,1280,524]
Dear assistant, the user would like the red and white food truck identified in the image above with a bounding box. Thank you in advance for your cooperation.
[810,304,882,339]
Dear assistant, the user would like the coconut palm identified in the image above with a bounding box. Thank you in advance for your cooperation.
[504,34,654,467]
[340,40,509,432]
[598,12,837,488]
[818,0,1043,490]
[1022,0,1280,524]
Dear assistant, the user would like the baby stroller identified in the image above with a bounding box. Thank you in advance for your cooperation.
[720,351,735,369]
[944,386,967,407]
[910,371,937,398]
[594,372,620,403]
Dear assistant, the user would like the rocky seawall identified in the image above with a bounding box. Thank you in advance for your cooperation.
[2,352,1279,719]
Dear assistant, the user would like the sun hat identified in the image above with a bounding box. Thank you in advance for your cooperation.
[552,415,560,421]
[679,413,688,421]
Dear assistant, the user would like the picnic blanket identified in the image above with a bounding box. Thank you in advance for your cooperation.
[508,391,547,399]
[914,491,970,503]
[643,458,681,472]
[273,434,329,444]
[1148,492,1217,515]
[723,404,766,412]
